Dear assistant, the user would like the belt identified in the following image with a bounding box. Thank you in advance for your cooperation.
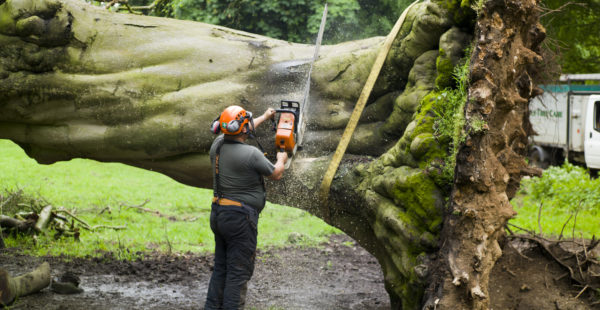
[212,197,242,207]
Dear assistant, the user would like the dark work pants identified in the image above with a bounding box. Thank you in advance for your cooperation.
[205,203,258,310]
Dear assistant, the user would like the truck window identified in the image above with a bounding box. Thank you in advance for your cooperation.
[596,101,600,132]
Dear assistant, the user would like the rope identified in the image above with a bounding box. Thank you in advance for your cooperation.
[317,0,421,221]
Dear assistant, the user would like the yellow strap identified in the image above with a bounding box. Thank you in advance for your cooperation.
[318,0,420,219]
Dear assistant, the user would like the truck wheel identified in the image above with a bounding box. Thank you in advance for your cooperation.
[529,147,549,169]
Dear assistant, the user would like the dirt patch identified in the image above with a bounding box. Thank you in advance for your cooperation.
[2,235,599,309]
[0,234,390,310]
[490,239,600,310]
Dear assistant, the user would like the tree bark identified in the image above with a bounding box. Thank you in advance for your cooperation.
[0,0,544,309]
[424,0,545,309]
[0,262,51,306]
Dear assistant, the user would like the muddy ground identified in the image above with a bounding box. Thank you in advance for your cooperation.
[1,234,599,310]
[1,235,389,310]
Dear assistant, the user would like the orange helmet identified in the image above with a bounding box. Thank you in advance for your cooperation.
[213,105,253,135]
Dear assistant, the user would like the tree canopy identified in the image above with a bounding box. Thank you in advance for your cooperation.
[105,0,414,43]
[541,0,600,73]
[108,0,599,73]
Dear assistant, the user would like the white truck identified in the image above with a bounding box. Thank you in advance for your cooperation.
[529,74,600,170]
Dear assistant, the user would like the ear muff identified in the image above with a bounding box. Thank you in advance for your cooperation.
[210,115,221,134]
[226,119,241,133]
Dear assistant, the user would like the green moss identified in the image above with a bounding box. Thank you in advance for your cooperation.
[435,48,455,89]
[468,116,487,133]
[390,168,442,229]
[408,93,437,141]
[435,0,477,26]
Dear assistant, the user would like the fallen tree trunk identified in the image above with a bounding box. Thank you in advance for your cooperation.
[0,262,51,306]
[0,0,545,308]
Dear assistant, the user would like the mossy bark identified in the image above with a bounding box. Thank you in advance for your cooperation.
[0,0,543,309]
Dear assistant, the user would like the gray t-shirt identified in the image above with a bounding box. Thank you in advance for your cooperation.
[209,135,275,211]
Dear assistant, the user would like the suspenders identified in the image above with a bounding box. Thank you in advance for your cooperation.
[214,138,225,200]
[213,138,267,208]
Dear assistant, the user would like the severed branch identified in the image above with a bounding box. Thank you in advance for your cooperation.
[121,200,199,222]
[0,262,51,306]
[122,199,166,217]
[121,199,150,210]
[91,224,126,231]
[2,203,126,245]
[34,205,53,233]
[104,0,143,15]
[55,208,92,230]
[0,215,32,232]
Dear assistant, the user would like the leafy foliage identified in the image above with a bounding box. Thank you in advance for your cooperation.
[511,161,600,238]
[431,53,470,183]
[540,0,600,73]
[148,0,412,43]
[520,161,600,214]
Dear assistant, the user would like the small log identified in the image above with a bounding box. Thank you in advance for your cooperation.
[0,262,51,306]
[34,205,53,233]
[0,233,5,249]
[0,215,31,231]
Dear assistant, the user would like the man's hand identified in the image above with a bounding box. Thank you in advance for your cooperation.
[263,108,276,120]
[252,108,276,128]
[269,151,288,180]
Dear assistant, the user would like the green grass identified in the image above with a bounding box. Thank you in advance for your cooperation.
[510,194,600,239]
[0,139,339,258]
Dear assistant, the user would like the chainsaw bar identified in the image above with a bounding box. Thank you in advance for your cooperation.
[296,3,328,148]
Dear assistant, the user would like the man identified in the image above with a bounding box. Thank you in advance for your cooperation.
[205,105,288,310]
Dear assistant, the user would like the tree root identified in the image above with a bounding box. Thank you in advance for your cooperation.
[508,234,600,290]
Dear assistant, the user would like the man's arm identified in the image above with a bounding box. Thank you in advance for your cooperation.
[268,151,288,180]
[252,108,276,129]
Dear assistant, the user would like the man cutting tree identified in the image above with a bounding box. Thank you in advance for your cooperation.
[205,105,288,310]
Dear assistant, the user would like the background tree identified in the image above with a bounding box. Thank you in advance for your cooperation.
[99,0,415,43]
[540,0,600,73]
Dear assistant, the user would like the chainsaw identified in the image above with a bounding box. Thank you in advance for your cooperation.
[273,4,327,169]
[274,100,300,155]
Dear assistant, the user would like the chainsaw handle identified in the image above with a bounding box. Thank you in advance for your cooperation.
[275,109,297,114]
